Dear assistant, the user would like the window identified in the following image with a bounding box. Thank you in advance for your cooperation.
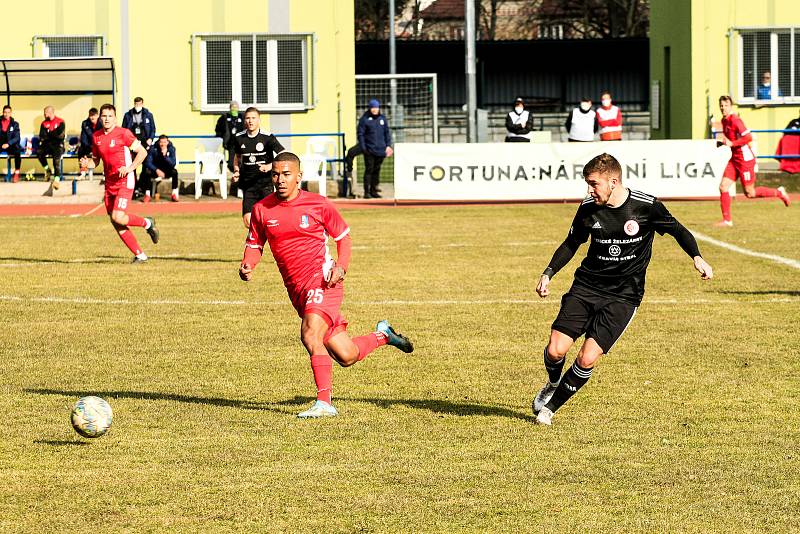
[32,35,104,58]
[539,24,564,40]
[193,33,314,112]
[736,27,800,104]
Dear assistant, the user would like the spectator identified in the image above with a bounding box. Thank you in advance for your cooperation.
[78,107,101,178]
[140,134,180,202]
[596,91,623,141]
[344,143,364,196]
[38,105,65,187]
[505,97,535,142]
[122,96,156,148]
[757,71,782,100]
[356,99,393,198]
[774,113,800,174]
[0,105,22,182]
[565,97,598,142]
[215,100,244,172]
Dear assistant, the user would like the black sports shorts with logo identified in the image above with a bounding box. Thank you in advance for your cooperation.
[551,285,638,354]
[241,181,274,215]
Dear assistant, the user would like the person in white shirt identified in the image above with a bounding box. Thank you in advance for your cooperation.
[565,97,598,142]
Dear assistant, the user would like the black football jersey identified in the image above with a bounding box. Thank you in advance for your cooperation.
[551,189,699,305]
[234,131,284,186]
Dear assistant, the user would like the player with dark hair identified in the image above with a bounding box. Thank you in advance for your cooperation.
[80,103,159,263]
[716,95,790,227]
[531,153,713,426]
[1,105,22,182]
[232,107,285,228]
[239,151,413,418]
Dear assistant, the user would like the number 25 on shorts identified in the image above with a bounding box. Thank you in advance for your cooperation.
[306,289,324,305]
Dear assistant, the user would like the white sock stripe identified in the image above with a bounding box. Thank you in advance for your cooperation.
[571,363,593,378]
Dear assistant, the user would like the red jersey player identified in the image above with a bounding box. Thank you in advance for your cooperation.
[717,95,790,227]
[80,104,159,262]
[239,151,413,418]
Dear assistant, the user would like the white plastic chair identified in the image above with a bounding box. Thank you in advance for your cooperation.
[301,154,327,197]
[194,150,227,199]
[303,136,337,195]
[198,137,223,153]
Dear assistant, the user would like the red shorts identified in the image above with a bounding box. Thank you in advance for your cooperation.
[724,160,756,187]
[289,278,348,342]
[104,186,134,215]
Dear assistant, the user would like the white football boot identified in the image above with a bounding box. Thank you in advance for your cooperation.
[535,407,554,426]
[532,381,559,415]
[297,400,338,419]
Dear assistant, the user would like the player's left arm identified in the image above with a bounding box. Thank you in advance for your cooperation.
[651,200,713,280]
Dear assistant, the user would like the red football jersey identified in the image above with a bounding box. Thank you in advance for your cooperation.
[246,190,350,291]
[722,113,755,162]
[92,126,139,188]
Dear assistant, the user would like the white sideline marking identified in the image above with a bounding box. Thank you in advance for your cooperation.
[352,241,556,251]
[0,295,796,307]
[690,230,800,270]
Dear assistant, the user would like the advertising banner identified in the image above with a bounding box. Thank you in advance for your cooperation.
[394,140,731,201]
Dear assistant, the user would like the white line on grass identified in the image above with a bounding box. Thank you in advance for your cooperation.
[690,230,800,270]
[0,295,796,307]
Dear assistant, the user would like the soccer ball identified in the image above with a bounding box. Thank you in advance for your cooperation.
[71,396,113,438]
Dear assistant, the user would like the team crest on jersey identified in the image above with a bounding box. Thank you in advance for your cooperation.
[624,220,639,236]
[609,245,621,257]
[266,219,279,227]
[299,214,310,228]
[256,142,264,151]
[249,155,256,163]
[110,140,115,147]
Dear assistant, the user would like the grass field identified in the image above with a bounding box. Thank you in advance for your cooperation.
[1,197,798,532]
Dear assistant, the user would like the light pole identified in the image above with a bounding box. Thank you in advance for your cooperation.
[465,0,477,142]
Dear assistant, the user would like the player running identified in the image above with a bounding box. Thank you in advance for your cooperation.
[79,103,159,263]
[239,151,413,418]
[716,95,790,227]
[232,107,285,229]
[532,153,713,426]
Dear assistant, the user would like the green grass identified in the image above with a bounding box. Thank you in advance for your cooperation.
[1,198,798,532]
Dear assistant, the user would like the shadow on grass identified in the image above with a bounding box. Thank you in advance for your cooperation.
[24,388,287,415]
[97,255,236,264]
[26,389,531,421]
[0,257,112,265]
[277,395,531,421]
[718,290,800,296]
[34,439,90,446]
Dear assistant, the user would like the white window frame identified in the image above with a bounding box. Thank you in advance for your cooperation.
[32,35,105,58]
[733,26,800,105]
[192,33,314,113]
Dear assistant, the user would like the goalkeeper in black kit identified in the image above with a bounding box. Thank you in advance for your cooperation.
[532,153,713,426]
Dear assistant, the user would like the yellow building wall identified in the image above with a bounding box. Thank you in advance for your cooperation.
[691,0,800,154]
[0,0,354,167]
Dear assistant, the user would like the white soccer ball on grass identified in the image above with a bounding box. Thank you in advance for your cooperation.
[71,396,113,438]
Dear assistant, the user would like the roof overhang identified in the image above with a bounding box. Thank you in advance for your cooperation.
[0,57,115,98]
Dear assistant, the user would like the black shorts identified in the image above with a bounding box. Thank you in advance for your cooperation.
[551,289,638,354]
[241,182,274,215]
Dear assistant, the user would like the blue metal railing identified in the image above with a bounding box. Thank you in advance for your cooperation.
[2,131,349,195]
[710,127,800,159]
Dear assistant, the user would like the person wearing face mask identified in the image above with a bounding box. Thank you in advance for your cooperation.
[596,91,623,141]
[505,97,535,142]
[757,71,782,100]
[565,98,598,142]
[122,97,157,148]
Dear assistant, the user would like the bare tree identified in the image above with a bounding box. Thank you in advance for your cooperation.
[518,0,648,39]
[355,0,410,40]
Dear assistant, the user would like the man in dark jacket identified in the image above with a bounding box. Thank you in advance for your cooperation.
[140,134,179,202]
[122,97,157,148]
[38,105,66,187]
[0,105,22,182]
[78,107,101,178]
[215,100,244,172]
[356,99,393,198]
[505,97,535,142]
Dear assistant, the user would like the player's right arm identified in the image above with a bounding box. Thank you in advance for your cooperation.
[81,136,102,169]
[232,151,240,182]
[240,207,266,281]
[537,205,590,297]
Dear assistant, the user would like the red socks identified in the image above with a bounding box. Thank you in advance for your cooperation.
[310,354,332,403]
[720,191,732,222]
[126,213,149,228]
[755,186,779,198]
[117,229,143,256]
[353,332,388,361]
